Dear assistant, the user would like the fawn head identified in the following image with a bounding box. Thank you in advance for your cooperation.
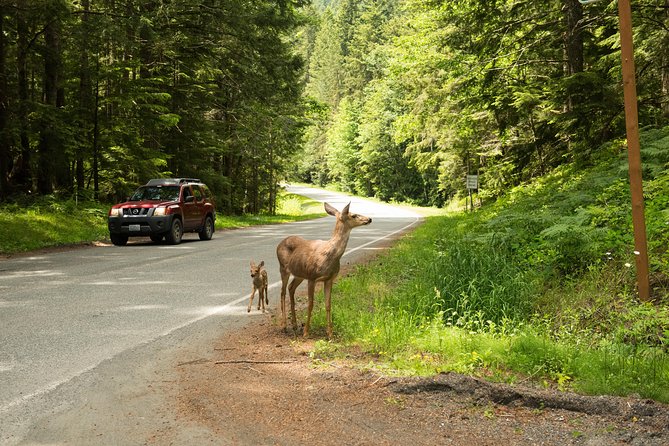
[324,202,372,228]
[250,260,265,278]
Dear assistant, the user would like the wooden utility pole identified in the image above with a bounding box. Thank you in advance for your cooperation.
[617,0,651,301]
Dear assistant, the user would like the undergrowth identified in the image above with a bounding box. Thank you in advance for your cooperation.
[0,191,323,255]
[308,126,669,403]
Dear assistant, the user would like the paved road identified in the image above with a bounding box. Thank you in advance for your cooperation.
[0,185,420,444]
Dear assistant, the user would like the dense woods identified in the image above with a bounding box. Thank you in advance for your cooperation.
[299,0,669,206]
[0,0,668,212]
[0,0,307,214]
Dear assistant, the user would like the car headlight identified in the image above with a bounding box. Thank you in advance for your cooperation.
[153,207,167,216]
[109,208,121,217]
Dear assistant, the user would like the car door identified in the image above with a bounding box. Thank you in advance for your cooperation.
[181,185,199,231]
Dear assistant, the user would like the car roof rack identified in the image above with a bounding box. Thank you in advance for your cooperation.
[145,178,201,186]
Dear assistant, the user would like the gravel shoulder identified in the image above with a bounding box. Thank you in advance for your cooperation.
[17,293,669,446]
[12,240,669,446]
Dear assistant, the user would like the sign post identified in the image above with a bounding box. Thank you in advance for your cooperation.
[466,174,478,212]
[579,0,650,300]
[617,0,651,301]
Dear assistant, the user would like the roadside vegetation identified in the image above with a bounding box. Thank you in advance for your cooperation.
[307,128,669,403]
[0,192,323,256]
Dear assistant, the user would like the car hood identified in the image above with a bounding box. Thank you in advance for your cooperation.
[113,200,178,208]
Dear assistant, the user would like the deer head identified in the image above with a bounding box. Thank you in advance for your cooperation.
[325,202,372,229]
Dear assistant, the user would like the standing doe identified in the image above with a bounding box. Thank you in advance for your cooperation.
[248,260,269,313]
[276,202,372,338]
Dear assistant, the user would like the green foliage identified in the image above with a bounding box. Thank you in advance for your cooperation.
[296,0,669,206]
[305,128,669,402]
[0,0,307,216]
[0,198,109,254]
[0,191,322,255]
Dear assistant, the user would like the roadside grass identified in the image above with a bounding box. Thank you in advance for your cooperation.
[306,128,669,403]
[308,215,669,403]
[0,192,323,255]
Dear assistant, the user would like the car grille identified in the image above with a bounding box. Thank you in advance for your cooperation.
[123,208,150,216]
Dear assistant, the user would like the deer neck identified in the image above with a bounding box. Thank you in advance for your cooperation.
[325,221,352,259]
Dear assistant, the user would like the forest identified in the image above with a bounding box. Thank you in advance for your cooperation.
[0,0,668,210]
[0,0,308,214]
[298,0,669,206]
[1,0,669,400]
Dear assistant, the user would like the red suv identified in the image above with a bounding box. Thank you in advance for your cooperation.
[108,178,216,246]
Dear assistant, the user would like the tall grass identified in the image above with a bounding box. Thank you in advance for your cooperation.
[308,127,669,402]
[0,192,323,255]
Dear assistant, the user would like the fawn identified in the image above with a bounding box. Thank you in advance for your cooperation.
[248,260,269,313]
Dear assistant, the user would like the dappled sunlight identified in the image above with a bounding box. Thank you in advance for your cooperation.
[82,280,169,286]
[114,304,171,312]
[0,270,64,279]
[179,304,250,317]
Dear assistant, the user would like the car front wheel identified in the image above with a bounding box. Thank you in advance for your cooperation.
[110,233,128,246]
[165,218,183,245]
[199,216,214,241]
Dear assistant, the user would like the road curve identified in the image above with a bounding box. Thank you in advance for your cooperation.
[0,185,421,444]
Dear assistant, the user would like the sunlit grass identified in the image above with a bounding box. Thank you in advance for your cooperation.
[306,213,669,403]
[0,192,324,255]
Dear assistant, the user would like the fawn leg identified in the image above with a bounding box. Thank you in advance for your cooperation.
[264,284,269,305]
[324,279,333,339]
[303,280,316,337]
[247,287,256,313]
[259,287,265,313]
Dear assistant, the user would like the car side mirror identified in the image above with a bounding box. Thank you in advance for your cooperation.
[185,196,195,203]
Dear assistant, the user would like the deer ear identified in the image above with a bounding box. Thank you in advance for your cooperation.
[324,202,338,217]
[259,260,264,267]
[250,261,255,268]
[341,202,350,216]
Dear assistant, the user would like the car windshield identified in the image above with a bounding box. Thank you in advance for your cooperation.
[129,185,180,201]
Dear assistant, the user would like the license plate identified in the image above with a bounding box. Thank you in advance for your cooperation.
[129,224,141,232]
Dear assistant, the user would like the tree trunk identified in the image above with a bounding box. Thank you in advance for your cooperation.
[0,6,9,199]
[76,0,92,195]
[38,17,62,194]
[12,2,32,192]
[562,0,584,110]
[662,0,669,119]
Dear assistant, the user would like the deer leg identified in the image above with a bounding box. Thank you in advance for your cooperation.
[247,287,256,313]
[324,279,334,339]
[264,283,269,305]
[288,277,304,334]
[303,280,316,337]
[279,268,290,331]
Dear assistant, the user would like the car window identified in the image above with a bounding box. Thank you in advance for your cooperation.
[130,186,180,201]
[182,186,193,201]
[192,186,203,202]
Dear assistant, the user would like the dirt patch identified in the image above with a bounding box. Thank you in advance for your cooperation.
[145,309,669,446]
[143,231,669,446]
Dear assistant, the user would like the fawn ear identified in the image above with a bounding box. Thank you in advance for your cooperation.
[250,260,255,268]
[259,260,264,267]
[341,202,350,216]
[324,202,338,217]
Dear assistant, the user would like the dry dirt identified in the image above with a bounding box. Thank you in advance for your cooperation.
[141,236,669,446]
[146,310,669,446]
[11,240,669,445]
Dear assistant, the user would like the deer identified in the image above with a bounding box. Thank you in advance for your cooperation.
[276,202,372,338]
[248,260,269,313]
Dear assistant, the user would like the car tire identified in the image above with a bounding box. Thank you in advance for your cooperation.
[166,218,183,245]
[110,233,128,246]
[150,234,163,243]
[199,216,214,241]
